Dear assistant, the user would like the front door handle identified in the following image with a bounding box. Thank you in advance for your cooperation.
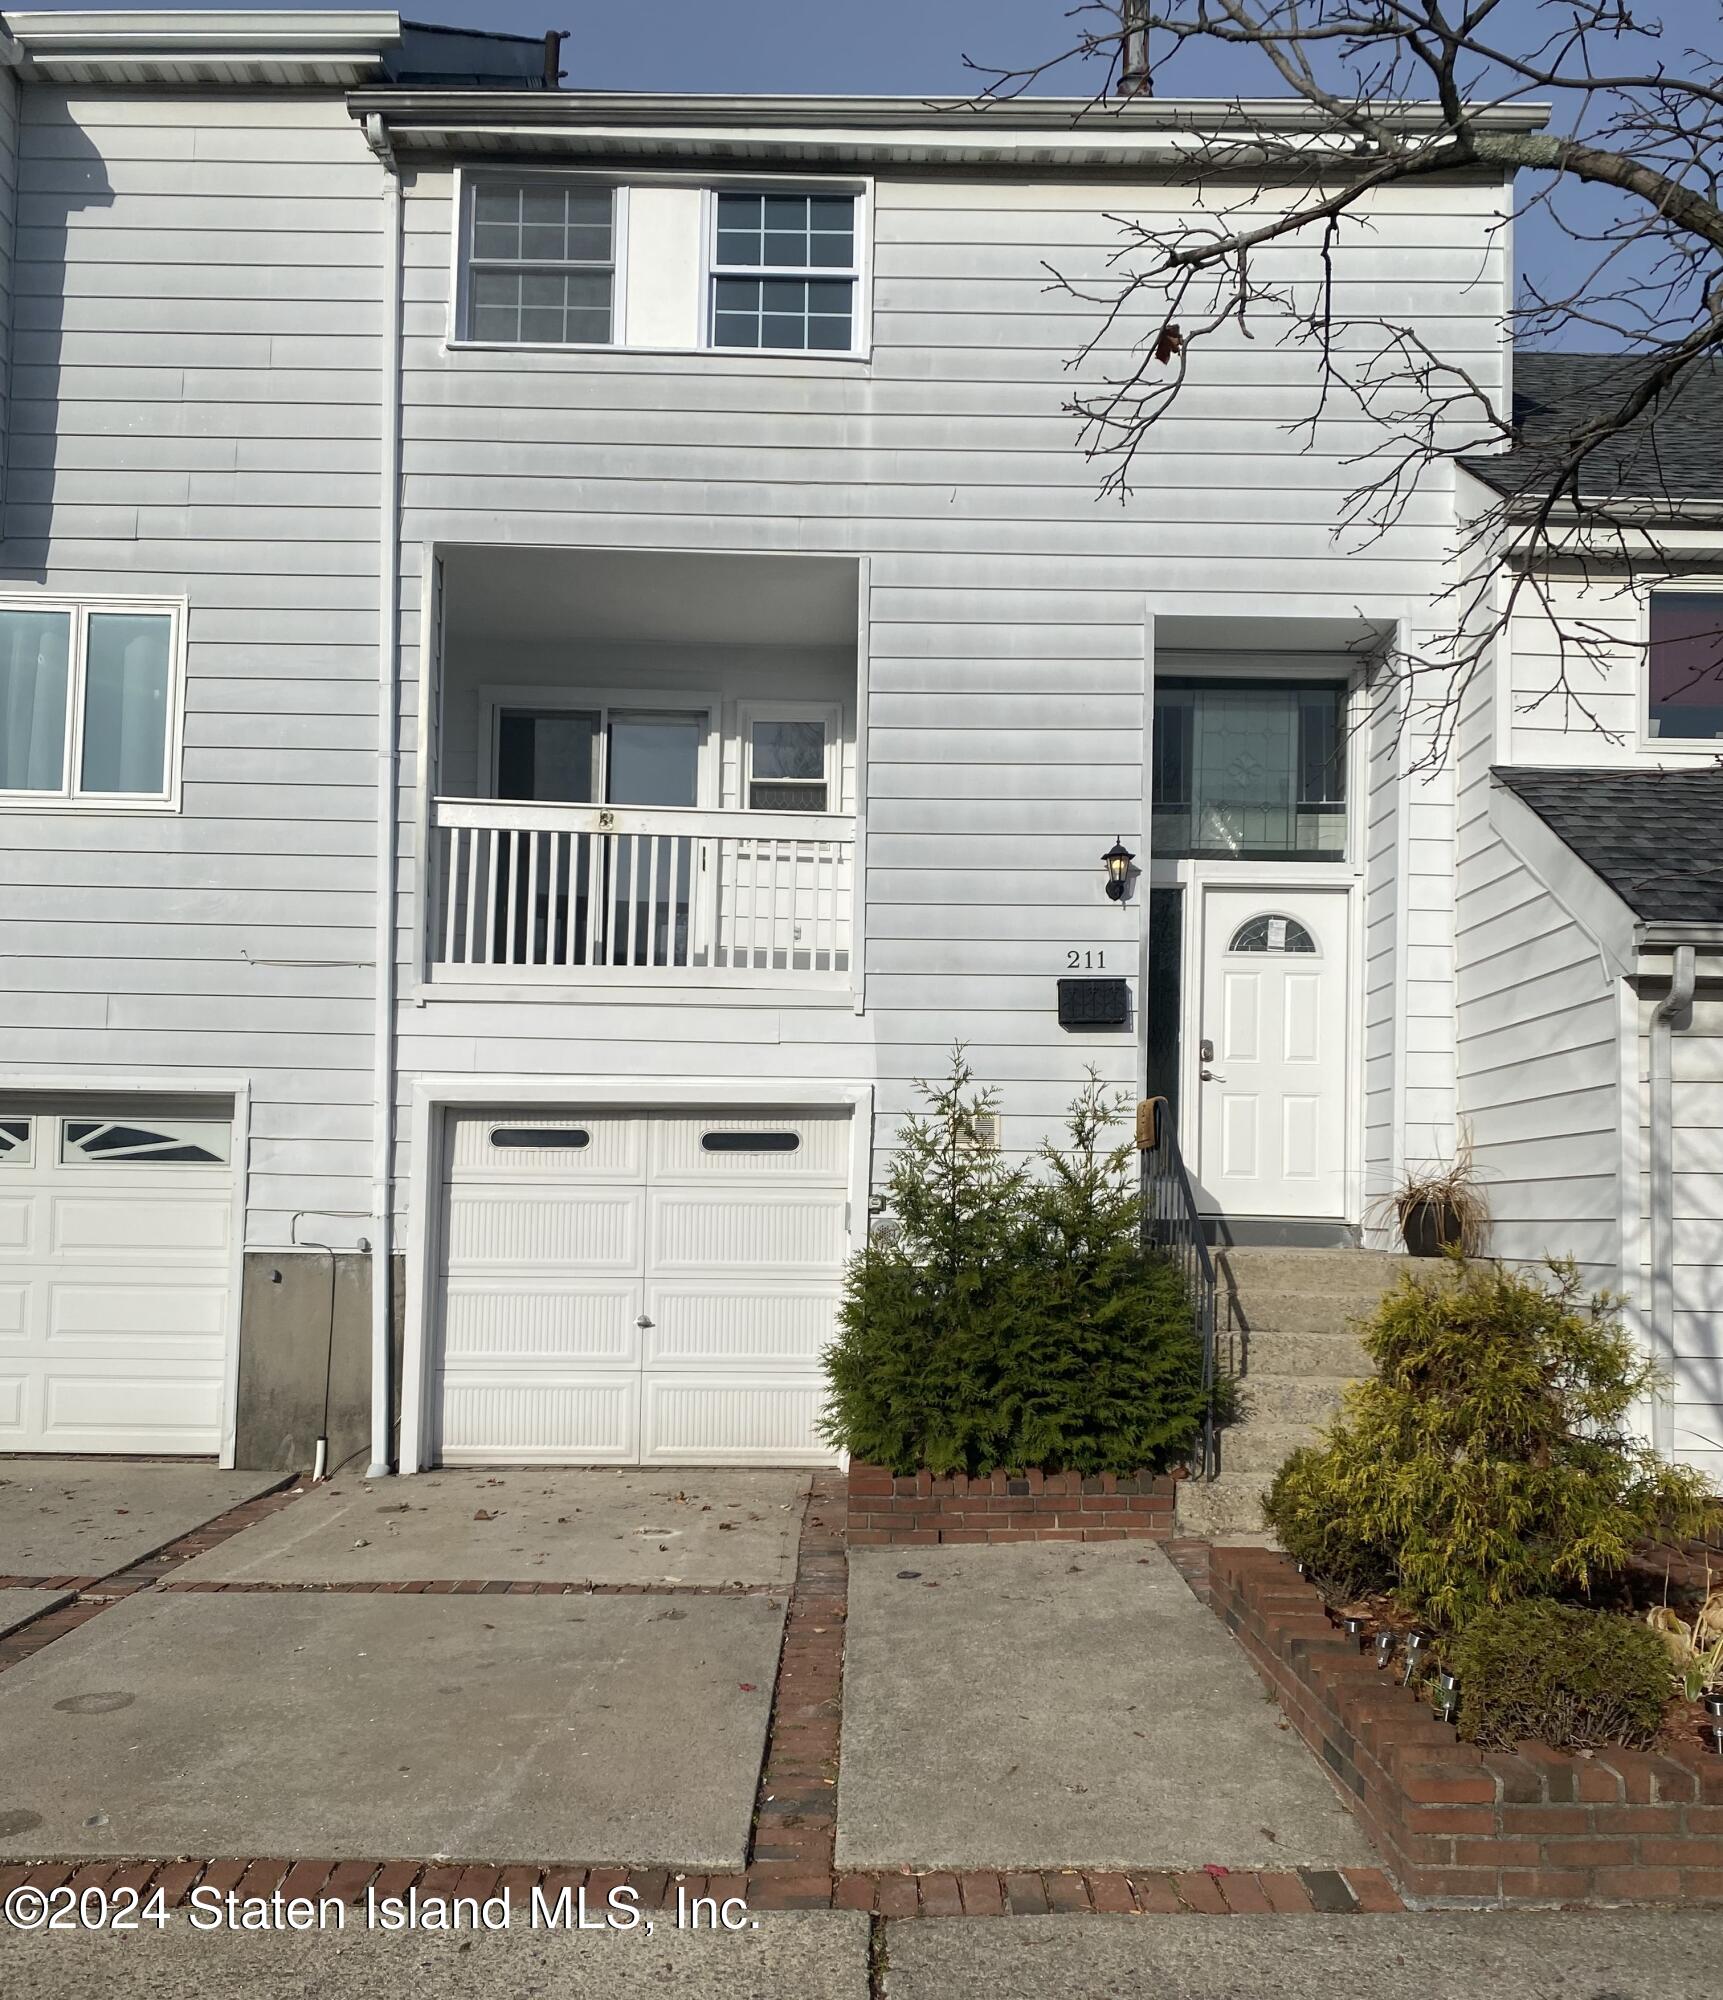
[1200,1069,1225,1082]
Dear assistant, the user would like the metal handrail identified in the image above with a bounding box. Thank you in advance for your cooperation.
[1140,1095,1219,1482]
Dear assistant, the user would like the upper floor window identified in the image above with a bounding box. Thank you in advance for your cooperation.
[464,179,615,345]
[0,599,181,808]
[711,192,858,352]
[1152,678,1348,861]
[1649,591,1723,741]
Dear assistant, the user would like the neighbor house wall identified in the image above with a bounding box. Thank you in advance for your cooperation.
[0,87,385,1254]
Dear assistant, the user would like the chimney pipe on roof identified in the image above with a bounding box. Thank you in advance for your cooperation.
[1119,2,1151,97]
[542,28,568,89]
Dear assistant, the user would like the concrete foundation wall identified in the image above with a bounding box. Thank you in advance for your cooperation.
[235,1253,405,1475]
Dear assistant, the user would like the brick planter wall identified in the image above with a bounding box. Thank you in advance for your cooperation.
[1212,1546,1723,1907]
[846,1463,1177,1546]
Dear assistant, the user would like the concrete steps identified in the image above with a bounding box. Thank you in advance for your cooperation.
[1177,1247,1400,1545]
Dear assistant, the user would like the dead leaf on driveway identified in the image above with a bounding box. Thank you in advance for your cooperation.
[473,1509,496,1521]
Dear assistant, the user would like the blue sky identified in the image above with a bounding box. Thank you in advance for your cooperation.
[34,2,1723,346]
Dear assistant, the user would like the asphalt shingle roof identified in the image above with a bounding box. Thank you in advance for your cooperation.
[1494,765,1723,925]
[1461,352,1723,507]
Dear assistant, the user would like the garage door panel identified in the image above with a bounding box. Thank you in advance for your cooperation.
[650,1112,850,1180]
[440,1372,639,1465]
[45,1279,228,1347]
[444,1188,643,1271]
[51,1195,230,1259]
[642,1377,830,1465]
[0,1197,32,1253]
[0,1108,235,1456]
[649,1188,848,1273]
[644,1285,836,1370]
[443,1279,640,1366]
[447,1113,645,1183]
[42,1368,223,1451]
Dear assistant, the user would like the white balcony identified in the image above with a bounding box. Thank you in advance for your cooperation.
[430,798,854,985]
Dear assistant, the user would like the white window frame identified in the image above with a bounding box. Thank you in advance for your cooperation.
[452,171,630,350]
[737,699,843,813]
[704,184,866,357]
[475,684,721,808]
[0,593,186,812]
[1639,579,1723,757]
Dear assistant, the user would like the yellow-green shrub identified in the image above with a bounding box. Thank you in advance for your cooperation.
[1262,1260,1712,1630]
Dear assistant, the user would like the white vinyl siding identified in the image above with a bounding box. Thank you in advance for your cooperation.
[0,88,382,1244]
[396,170,1510,1217]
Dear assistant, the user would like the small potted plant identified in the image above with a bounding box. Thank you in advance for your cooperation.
[1387,1135,1489,1258]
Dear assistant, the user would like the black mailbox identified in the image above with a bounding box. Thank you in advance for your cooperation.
[1057,977,1129,1029]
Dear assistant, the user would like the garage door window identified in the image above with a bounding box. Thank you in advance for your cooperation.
[488,1126,591,1149]
[0,1117,29,1162]
[700,1130,802,1153]
[60,1119,230,1165]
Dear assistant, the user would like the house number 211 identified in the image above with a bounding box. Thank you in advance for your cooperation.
[1066,950,1105,970]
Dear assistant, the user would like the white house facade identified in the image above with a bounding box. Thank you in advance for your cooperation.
[0,12,1715,1486]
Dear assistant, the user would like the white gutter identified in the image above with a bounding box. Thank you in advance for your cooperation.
[363,112,402,1479]
[1648,943,1697,1460]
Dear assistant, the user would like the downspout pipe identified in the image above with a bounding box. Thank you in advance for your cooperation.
[1649,943,1696,1461]
[363,114,402,1478]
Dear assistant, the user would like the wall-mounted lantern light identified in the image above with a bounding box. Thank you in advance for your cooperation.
[1103,838,1134,901]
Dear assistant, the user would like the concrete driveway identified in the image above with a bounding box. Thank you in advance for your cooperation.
[0,1462,286,1579]
[0,1585,783,1868]
[838,1542,1376,1873]
[169,1468,808,1589]
[0,1589,71,1638]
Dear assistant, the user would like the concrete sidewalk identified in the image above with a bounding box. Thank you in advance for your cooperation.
[838,1542,1376,1872]
[170,1468,808,1588]
[0,1588,70,1637]
[884,1912,1723,1998]
[0,1462,285,1577]
[0,1912,868,2000]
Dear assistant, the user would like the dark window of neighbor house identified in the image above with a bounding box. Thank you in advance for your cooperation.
[1649,593,1723,740]
[1151,679,1348,860]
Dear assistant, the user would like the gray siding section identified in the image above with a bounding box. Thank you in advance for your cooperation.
[0,89,382,1245]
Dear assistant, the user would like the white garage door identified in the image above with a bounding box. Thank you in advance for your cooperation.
[437,1108,850,1466]
[0,1105,235,1455]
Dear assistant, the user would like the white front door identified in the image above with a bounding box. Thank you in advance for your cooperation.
[436,1108,848,1466]
[1196,889,1348,1219]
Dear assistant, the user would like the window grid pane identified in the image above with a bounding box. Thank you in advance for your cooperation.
[712,192,857,353]
[0,606,72,792]
[80,612,171,795]
[467,181,615,345]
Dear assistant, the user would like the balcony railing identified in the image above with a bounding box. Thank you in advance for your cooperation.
[429,799,854,983]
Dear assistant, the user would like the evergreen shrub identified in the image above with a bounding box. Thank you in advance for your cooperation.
[819,1055,1213,1477]
[1263,1259,1712,1631]
[1448,1601,1673,1751]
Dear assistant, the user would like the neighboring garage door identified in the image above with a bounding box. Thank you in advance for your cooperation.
[0,1104,236,1455]
[437,1108,850,1465]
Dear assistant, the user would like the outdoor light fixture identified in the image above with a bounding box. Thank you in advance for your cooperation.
[1400,1631,1431,1687]
[1103,838,1134,900]
[1705,1720,1723,1757]
[1341,1615,1370,1650]
[1373,1631,1397,1672]
[1432,1671,1460,1724]
[1703,1689,1723,1719]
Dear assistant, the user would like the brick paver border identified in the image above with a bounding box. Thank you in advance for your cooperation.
[847,1462,1178,1546]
